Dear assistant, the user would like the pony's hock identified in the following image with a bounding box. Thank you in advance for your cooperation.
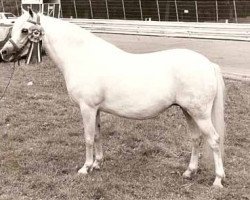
[0,8,226,188]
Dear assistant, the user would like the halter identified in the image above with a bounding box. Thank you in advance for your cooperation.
[1,15,44,100]
[8,15,44,64]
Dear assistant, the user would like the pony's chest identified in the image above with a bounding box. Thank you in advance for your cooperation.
[65,74,104,104]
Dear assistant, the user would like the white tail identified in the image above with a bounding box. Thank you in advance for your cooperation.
[204,64,225,165]
[212,64,225,158]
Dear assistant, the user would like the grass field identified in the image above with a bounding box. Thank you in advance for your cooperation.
[0,57,249,200]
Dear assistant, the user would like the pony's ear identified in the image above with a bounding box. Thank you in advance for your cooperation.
[28,7,34,18]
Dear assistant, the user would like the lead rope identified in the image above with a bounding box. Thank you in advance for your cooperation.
[0,62,16,101]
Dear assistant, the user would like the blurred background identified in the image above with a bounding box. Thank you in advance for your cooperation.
[2,0,250,23]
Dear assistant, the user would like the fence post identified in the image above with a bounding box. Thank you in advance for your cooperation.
[195,1,198,22]
[15,0,19,16]
[139,0,143,20]
[215,0,218,22]
[105,0,109,19]
[73,0,78,18]
[42,3,44,15]
[121,0,126,20]
[1,0,4,12]
[233,0,238,23]
[88,0,93,19]
[174,0,179,22]
[59,3,62,18]
[156,0,160,21]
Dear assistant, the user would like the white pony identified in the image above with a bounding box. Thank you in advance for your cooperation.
[0,9,226,188]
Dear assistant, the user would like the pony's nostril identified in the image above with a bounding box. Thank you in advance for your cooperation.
[1,50,7,55]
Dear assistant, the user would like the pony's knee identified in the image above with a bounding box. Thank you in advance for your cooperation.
[190,132,202,149]
[94,132,102,144]
[85,136,95,146]
[207,133,221,151]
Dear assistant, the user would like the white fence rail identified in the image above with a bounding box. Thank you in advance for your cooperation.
[64,18,250,41]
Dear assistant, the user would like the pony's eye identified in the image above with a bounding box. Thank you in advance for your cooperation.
[21,28,28,34]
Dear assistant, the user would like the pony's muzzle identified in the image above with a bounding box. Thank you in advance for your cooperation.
[1,50,7,56]
[0,49,8,61]
[0,44,15,61]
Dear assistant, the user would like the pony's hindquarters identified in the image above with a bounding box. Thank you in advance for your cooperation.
[198,63,225,188]
[178,60,226,187]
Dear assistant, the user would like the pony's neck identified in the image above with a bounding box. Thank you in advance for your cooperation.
[39,15,121,73]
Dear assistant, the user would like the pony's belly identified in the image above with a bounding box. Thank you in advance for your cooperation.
[99,97,173,119]
[100,105,170,119]
[99,75,175,119]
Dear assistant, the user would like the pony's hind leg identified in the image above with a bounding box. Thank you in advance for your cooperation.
[182,110,202,179]
[78,104,97,174]
[193,117,225,188]
[92,110,103,170]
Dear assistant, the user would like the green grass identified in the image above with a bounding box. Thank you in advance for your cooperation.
[0,57,249,200]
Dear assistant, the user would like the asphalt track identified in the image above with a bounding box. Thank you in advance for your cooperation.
[96,33,250,80]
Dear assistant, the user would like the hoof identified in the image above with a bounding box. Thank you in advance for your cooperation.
[182,170,192,179]
[213,176,224,188]
[213,182,224,189]
[92,164,100,170]
[78,167,89,174]
[92,160,101,170]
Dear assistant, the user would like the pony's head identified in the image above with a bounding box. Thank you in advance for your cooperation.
[0,8,43,62]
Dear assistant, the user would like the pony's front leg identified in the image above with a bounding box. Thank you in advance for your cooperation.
[78,104,97,174]
[92,110,103,170]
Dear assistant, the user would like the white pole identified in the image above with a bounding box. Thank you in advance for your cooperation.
[53,4,55,17]
[58,3,61,18]
[121,0,126,20]
[156,0,160,21]
[215,0,218,22]
[89,0,94,19]
[42,4,44,15]
[39,4,41,13]
[60,4,63,18]
[73,0,78,18]
[139,0,143,20]
[1,0,5,12]
[175,0,179,22]
[15,0,19,16]
[89,0,93,19]
[105,0,109,19]
[233,0,238,23]
[195,1,198,22]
